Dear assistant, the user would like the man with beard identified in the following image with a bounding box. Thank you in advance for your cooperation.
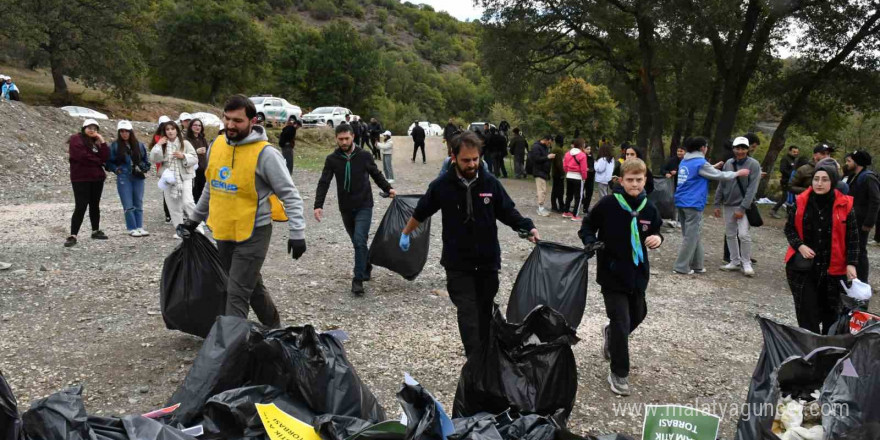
[314,124,396,296]
[844,150,880,282]
[398,131,539,357]
[183,94,307,328]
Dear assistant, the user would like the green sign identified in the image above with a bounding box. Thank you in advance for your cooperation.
[642,405,721,440]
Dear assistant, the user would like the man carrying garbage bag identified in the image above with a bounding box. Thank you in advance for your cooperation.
[399,131,540,357]
[579,158,663,397]
[181,94,306,329]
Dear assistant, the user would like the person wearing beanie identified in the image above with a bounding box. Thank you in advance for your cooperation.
[790,144,833,194]
[783,163,858,334]
[844,150,880,282]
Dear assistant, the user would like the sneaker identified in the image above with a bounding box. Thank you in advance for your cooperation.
[173,233,181,239]
[165,216,171,223]
[64,236,77,248]
[719,262,741,271]
[138,228,150,237]
[562,212,573,218]
[387,179,395,184]
[607,372,631,396]
[694,268,707,274]
[602,324,610,360]
[672,269,694,275]
[742,263,755,277]
[537,207,550,217]
[571,215,583,222]
[91,230,108,240]
[770,210,783,219]
[351,279,365,296]
[129,229,142,237]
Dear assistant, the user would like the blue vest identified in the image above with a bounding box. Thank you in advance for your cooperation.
[675,156,709,210]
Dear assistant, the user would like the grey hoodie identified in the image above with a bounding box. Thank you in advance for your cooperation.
[713,156,762,212]
[191,125,305,240]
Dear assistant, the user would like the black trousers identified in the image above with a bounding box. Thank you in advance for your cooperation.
[412,141,426,162]
[602,288,647,378]
[446,269,499,357]
[193,169,207,203]
[551,176,565,211]
[281,147,294,174]
[582,175,595,213]
[563,178,584,214]
[70,180,104,235]
[786,266,843,335]
[216,225,281,328]
[163,196,170,220]
[369,134,381,159]
[857,228,870,283]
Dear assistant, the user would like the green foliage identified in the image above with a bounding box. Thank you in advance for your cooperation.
[488,103,523,130]
[309,0,338,20]
[538,77,619,143]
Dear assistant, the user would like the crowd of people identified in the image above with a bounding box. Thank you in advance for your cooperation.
[59,95,877,397]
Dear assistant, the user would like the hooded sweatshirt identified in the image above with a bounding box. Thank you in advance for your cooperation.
[191,125,306,240]
[563,147,588,180]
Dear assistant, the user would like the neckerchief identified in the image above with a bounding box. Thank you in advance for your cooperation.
[613,193,647,266]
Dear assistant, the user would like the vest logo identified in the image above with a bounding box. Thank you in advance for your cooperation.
[677,166,689,186]
[219,166,231,181]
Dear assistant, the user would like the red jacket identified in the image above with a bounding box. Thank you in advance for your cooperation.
[562,148,588,180]
[68,134,109,182]
[784,188,853,275]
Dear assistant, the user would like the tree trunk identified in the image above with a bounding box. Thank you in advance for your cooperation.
[683,106,696,138]
[50,59,69,99]
[635,12,664,173]
[758,111,795,198]
[701,77,722,138]
[636,84,650,151]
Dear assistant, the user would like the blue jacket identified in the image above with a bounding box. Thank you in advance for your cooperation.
[106,141,149,177]
[674,151,741,210]
[1,82,18,100]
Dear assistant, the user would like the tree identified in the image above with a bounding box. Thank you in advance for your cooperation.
[538,77,619,148]
[3,0,148,103]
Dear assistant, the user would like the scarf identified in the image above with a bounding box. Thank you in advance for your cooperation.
[166,138,185,199]
[613,193,647,266]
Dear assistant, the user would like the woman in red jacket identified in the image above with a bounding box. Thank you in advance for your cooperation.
[784,163,859,334]
[65,119,110,247]
[562,138,588,221]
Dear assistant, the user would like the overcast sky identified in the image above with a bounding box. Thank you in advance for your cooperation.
[410,0,484,21]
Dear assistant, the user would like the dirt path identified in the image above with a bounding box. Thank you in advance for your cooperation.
[1,135,877,438]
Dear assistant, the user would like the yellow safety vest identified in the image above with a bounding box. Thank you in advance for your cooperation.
[206,137,287,242]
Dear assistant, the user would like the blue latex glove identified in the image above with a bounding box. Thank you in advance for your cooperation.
[399,233,411,252]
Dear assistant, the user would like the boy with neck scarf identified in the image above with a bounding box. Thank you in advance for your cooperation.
[579,158,663,396]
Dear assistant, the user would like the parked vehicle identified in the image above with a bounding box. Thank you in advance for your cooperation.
[301,106,352,128]
[249,96,302,125]
[468,122,497,133]
[61,106,108,120]
[407,121,443,137]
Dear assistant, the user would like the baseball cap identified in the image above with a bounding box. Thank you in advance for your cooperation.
[733,137,750,148]
[158,115,172,124]
[382,130,391,137]
[117,120,133,131]
[814,143,834,154]
[178,112,192,121]
[82,119,100,129]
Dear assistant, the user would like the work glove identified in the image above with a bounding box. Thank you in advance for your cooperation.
[176,220,199,238]
[399,233,411,252]
[288,239,306,260]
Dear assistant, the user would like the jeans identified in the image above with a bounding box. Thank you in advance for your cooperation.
[382,154,394,180]
[342,208,373,280]
[563,178,584,214]
[282,147,294,174]
[724,206,752,265]
[71,180,104,235]
[446,269,500,357]
[857,228,870,283]
[116,173,145,231]
[494,155,507,178]
[674,208,705,273]
[216,225,280,328]
[514,153,525,178]
[602,288,647,378]
[412,141,425,162]
[596,182,610,199]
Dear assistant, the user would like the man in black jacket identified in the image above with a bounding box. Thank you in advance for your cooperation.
[278,118,300,174]
[487,128,509,178]
[443,118,459,147]
[368,118,383,160]
[411,122,427,164]
[508,128,529,178]
[314,124,396,296]
[399,131,539,357]
[844,150,880,282]
[528,135,555,216]
[579,158,663,396]
[770,145,800,218]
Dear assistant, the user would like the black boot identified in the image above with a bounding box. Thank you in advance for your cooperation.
[351,279,365,296]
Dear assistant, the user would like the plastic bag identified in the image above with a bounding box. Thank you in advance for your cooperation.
[397,375,453,440]
[201,385,317,439]
[506,241,588,328]
[313,415,405,440]
[448,410,633,440]
[647,177,675,220]
[453,305,580,424]
[1,370,22,440]
[820,333,880,438]
[368,195,431,280]
[160,231,228,338]
[841,279,872,301]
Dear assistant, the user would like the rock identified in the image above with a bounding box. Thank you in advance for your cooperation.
[11,269,25,275]
[138,386,149,394]
[39,264,47,271]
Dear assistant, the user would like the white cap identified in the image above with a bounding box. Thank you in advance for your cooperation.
[178,112,192,121]
[382,130,392,137]
[158,115,172,125]
[733,136,750,148]
[82,119,100,129]
[117,120,133,131]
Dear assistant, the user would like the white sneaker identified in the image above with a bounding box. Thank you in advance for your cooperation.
[387,179,395,183]
[742,263,755,277]
[537,207,550,217]
[720,262,741,271]
[129,229,142,237]
[138,228,150,237]
[173,233,181,239]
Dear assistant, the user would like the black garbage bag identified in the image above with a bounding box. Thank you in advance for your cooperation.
[734,316,880,440]
[88,415,197,440]
[201,385,317,439]
[368,195,431,280]
[449,410,634,440]
[453,305,579,424]
[160,232,228,338]
[313,415,405,440]
[396,377,455,440]
[1,370,23,440]
[647,177,675,220]
[168,316,385,427]
[506,241,589,329]
[821,333,880,438]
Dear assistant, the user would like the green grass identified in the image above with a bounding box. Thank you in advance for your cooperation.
[265,126,337,171]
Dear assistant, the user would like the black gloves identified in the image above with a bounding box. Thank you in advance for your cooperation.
[583,241,604,259]
[176,220,199,239]
[288,239,306,260]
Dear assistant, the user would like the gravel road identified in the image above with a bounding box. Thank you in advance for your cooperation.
[1,115,877,438]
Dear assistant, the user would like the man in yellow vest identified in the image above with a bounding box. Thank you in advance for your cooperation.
[184,94,306,328]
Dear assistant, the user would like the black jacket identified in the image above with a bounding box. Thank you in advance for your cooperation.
[443,123,459,143]
[487,133,508,157]
[413,167,535,271]
[579,186,663,292]
[279,126,297,149]
[369,122,382,136]
[848,169,880,228]
[661,156,680,176]
[314,147,392,212]
[411,125,426,143]
[779,153,798,183]
[509,134,528,157]
[528,141,551,179]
